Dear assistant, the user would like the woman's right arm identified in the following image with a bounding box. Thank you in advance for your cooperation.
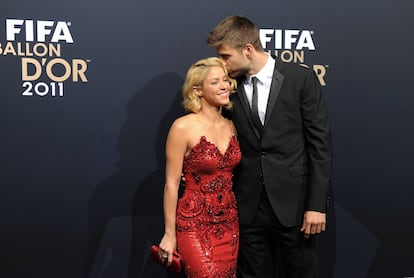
[158,119,188,265]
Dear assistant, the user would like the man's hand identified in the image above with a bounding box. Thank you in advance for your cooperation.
[300,211,326,238]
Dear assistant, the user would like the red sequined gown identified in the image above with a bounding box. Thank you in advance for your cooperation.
[176,135,241,278]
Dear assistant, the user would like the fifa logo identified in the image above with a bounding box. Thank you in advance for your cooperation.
[1,18,89,97]
[260,29,315,50]
[259,28,328,86]
[6,19,73,43]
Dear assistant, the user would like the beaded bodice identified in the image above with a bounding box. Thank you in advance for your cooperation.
[182,135,240,193]
[177,135,240,234]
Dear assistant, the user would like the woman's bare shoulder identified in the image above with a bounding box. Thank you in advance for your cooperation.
[170,113,196,131]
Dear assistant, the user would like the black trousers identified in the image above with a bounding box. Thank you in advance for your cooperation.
[237,191,318,278]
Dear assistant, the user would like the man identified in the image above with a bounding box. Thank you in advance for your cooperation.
[207,16,332,278]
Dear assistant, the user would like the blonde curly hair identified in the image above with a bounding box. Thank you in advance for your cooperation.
[182,57,236,113]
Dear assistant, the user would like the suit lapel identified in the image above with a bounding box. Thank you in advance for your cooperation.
[235,85,261,140]
[263,66,284,129]
[233,63,284,139]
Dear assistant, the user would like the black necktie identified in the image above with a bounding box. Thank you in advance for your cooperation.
[251,77,262,129]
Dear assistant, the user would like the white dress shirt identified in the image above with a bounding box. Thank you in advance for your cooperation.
[243,54,275,125]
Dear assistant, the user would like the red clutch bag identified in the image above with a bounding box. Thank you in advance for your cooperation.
[150,244,184,273]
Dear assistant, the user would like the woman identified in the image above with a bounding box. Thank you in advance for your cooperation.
[158,57,241,277]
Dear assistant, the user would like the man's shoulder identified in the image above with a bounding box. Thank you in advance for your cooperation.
[271,57,317,88]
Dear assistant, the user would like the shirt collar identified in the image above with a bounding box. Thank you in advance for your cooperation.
[245,53,275,85]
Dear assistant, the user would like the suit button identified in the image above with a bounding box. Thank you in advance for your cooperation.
[259,174,263,180]
[261,152,266,157]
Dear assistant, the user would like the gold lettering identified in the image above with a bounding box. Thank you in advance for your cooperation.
[22,58,42,81]
[3,42,17,56]
[313,64,327,86]
[46,58,71,82]
[272,50,304,63]
[2,42,60,57]
[49,44,60,57]
[72,59,88,82]
[33,43,48,56]
[25,43,33,56]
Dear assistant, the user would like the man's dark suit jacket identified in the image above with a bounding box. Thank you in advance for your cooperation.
[227,57,332,227]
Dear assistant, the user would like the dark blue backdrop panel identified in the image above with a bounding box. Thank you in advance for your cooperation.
[0,0,413,277]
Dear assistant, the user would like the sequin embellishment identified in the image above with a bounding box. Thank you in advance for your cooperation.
[176,135,241,278]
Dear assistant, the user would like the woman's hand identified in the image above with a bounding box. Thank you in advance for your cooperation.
[158,233,177,266]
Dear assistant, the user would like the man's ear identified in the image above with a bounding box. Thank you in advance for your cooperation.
[244,43,255,58]
[245,43,254,51]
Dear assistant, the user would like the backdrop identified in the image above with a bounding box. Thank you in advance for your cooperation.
[1,0,413,277]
